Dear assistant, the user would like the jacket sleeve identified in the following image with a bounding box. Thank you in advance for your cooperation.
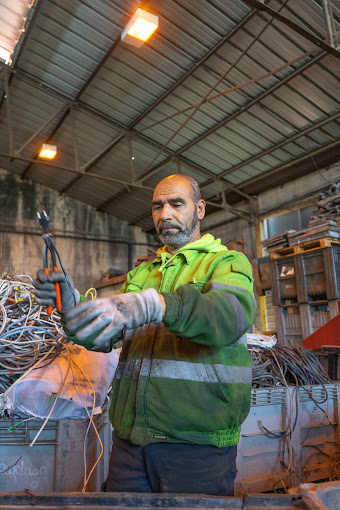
[162,252,256,347]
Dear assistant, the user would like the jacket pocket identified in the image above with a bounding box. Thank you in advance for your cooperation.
[126,282,142,292]
[188,278,209,291]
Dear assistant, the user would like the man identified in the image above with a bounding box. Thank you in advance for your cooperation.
[34,174,256,495]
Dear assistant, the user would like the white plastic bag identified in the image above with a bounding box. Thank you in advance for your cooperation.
[5,345,119,419]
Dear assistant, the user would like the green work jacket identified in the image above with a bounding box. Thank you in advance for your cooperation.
[110,234,256,447]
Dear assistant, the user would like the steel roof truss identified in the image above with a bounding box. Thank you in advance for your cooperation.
[241,0,340,58]
[15,101,70,157]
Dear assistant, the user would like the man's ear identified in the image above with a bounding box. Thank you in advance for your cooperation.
[197,199,206,220]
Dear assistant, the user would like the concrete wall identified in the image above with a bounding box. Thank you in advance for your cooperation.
[0,169,155,294]
[257,163,340,219]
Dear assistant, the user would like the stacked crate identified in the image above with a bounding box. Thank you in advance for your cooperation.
[270,246,340,346]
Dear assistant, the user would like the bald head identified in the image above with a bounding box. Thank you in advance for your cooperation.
[155,174,201,204]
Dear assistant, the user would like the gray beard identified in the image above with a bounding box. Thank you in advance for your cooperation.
[157,211,198,249]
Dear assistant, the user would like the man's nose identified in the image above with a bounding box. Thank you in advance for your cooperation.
[159,204,173,220]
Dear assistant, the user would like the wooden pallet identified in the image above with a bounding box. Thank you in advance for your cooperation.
[269,237,340,259]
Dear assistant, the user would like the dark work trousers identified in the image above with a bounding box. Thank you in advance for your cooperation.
[105,432,237,495]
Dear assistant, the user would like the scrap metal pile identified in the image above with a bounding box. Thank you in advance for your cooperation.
[309,180,340,227]
[0,275,64,393]
[250,343,331,389]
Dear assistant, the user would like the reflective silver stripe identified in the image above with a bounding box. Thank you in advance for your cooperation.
[116,358,251,384]
[229,334,247,348]
[214,364,252,385]
[115,359,141,380]
[209,281,257,313]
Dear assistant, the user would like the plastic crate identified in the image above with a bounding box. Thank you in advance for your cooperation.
[270,256,299,306]
[235,384,340,496]
[297,247,340,303]
[275,306,303,347]
[0,407,112,492]
[274,301,338,347]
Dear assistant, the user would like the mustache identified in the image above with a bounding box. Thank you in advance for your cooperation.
[158,221,182,232]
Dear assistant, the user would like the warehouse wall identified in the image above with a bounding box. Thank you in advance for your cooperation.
[200,163,340,331]
[202,163,340,255]
[0,169,155,293]
[257,163,340,220]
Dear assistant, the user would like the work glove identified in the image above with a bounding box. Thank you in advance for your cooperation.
[64,289,163,352]
[33,269,80,313]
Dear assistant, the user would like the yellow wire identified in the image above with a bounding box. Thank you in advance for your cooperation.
[85,288,97,300]
[69,355,104,492]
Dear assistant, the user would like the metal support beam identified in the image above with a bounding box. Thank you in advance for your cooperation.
[0,152,154,191]
[20,27,124,181]
[96,157,173,211]
[130,137,340,228]
[128,134,135,183]
[3,67,14,155]
[129,52,324,190]
[241,0,340,58]
[205,200,254,223]
[59,131,126,194]
[64,7,260,198]
[216,109,340,179]
[5,48,328,213]
[171,52,324,155]
[8,67,253,202]
[239,137,340,188]
[128,8,258,129]
[16,7,258,184]
[15,101,69,156]
[71,103,80,172]
[321,0,340,49]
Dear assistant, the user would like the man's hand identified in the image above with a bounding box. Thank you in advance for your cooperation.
[33,270,80,313]
[64,289,163,352]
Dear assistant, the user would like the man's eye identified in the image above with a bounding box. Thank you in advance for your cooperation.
[173,203,182,208]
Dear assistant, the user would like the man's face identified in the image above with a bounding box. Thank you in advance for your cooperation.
[152,177,205,252]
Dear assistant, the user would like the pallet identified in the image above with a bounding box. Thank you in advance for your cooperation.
[269,237,340,259]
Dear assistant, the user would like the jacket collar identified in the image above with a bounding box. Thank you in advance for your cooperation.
[150,234,227,270]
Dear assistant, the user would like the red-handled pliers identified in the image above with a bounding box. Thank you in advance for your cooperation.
[37,211,62,315]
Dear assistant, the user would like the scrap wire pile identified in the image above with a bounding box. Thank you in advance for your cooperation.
[0,276,64,393]
[249,344,340,487]
[250,344,331,388]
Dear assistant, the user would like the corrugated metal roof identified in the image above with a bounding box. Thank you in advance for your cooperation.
[0,0,339,231]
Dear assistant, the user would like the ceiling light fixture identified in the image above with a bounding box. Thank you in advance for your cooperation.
[39,144,57,159]
[121,8,158,47]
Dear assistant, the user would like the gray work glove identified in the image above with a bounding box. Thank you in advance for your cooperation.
[33,269,80,313]
[64,289,163,352]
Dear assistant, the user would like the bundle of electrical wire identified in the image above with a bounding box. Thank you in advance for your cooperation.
[250,344,331,388]
[0,275,64,393]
